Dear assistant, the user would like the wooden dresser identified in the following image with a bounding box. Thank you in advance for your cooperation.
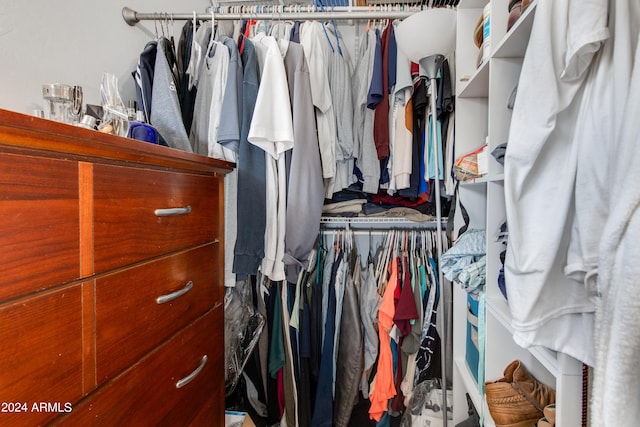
[0,109,233,426]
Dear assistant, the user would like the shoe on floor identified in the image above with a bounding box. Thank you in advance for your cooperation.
[543,404,556,425]
[537,417,553,427]
[485,360,555,427]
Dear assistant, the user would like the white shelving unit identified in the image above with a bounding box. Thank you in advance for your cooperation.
[452,2,584,426]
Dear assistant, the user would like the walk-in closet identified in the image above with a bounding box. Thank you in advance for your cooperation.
[0,1,637,426]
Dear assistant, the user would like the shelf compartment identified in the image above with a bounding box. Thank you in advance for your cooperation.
[458,60,490,98]
[492,1,537,58]
[454,357,483,417]
[459,175,489,186]
[486,295,565,377]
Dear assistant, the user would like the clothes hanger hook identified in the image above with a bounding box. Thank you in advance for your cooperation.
[153,13,159,38]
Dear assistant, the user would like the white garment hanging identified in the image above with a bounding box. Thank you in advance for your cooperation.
[591,1,640,425]
[503,0,609,365]
[248,34,294,282]
[565,0,635,285]
[592,44,640,425]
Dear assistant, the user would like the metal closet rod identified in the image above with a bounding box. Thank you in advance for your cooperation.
[320,216,446,227]
[122,5,437,25]
[320,229,445,236]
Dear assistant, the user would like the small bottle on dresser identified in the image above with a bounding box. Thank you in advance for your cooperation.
[127,111,159,144]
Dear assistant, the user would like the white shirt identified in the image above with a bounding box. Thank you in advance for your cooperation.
[391,45,414,191]
[248,35,294,282]
[566,0,635,286]
[591,1,640,424]
[504,0,608,365]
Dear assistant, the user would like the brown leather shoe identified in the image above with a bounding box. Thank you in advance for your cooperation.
[485,360,556,427]
[537,418,553,427]
[543,404,556,424]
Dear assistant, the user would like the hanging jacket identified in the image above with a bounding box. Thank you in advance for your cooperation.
[150,37,193,152]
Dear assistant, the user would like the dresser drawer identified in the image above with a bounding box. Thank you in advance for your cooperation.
[0,153,79,301]
[95,244,221,383]
[55,306,223,427]
[92,163,221,273]
[0,286,83,426]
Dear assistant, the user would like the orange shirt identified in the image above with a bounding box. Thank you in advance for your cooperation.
[369,258,399,421]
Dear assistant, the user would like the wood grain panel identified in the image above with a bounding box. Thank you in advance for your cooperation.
[79,162,93,277]
[82,280,97,396]
[92,163,220,273]
[0,152,79,301]
[54,306,223,427]
[0,286,83,426]
[0,109,234,175]
[94,244,220,382]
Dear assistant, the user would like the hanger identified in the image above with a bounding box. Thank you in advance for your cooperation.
[165,13,177,53]
[376,229,397,296]
[186,11,201,89]
[367,228,374,265]
[316,1,336,55]
[153,13,160,39]
[205,9,217,59]
[315,231,325,285]
[328,0,343,56]
[374,230,389,287]
[211,8,216,39]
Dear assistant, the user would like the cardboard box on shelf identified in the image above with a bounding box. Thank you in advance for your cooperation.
[225,410,256,427]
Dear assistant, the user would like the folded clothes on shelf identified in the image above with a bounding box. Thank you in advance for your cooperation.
[441,229,486,289]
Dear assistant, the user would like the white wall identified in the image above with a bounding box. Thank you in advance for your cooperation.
[0,0,209,115]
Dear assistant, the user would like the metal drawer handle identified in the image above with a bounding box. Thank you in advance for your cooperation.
[176,355,208,389]
[156,281,193,304]
[154,206,192,217]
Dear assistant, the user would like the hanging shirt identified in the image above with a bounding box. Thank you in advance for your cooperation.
[280,282,300,427]
[334,254,364,427]
[367,29,384,110]
[217,36,243,155]
[311,250,343,427]
[565,0,636,290]
[300,21,337,183]
[282,41,324,283]
[133,40,157,123]
[177,20,198,134]
[592,10,640,422]
[248,34,294,282]
[269,283,286,379]
[414,257,441,384]
[188,23,212,91]
[369,258,399,422]
[332,251,348,398]
[504,0,608,365]
[425,115,444,180]
[393,255,419,336]
[353,30,381,194]
[234,37,267,276]
[373,24,393,160]
[328,24,356,195]
[189,39,233,160]
[399,79,427,199]
[359,261,381,397]
[150,37,193,153]
[391,38,414,191]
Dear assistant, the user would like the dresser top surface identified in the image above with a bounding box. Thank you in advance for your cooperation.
[0,108,234,174]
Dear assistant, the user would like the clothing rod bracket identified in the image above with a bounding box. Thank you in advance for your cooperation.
[122,7,139,26]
